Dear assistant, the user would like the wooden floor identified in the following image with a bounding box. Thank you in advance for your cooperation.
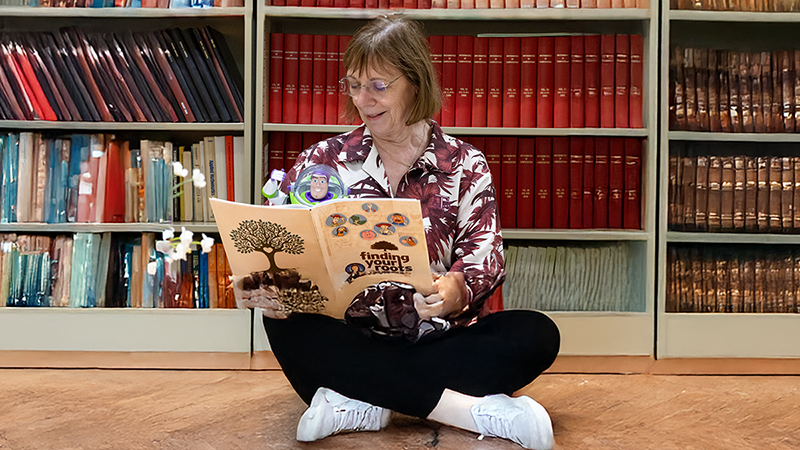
[1,368,799,450]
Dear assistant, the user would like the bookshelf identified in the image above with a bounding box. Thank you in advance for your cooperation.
[0,4,256,369]
[658,4,800,360]
[254,4,659,362]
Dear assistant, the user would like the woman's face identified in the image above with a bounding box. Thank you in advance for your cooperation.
[347,64,416,140]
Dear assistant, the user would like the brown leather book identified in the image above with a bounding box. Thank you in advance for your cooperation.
[760,52,772,132]
[691,247,703,312]
[742,256,755,312]
[770,51,783,132]
[733,156,746,231]
[721,156,735,230]
[684,48,698,131]
[718,51,731,132]
[675,247,690,312]
[782,254,793,313]
[729,52,742,132]
[707,156,723,231]
[745,156,758,231]
[739,52,755,132]
[729,253,742,313]
[793,253,800,313]
[695,155,709,231]
[680,155,695,230]
[669,154,679,229]
[750,52,764,132]
[709,50,720,131]
[667,247,678,313]
[695,49,710,131]
[702,246,717,312]
[754,252,767,312]
[767,256,781,312]
[756,156,771,231]
[780,51,794,132]
[716,257,729,312]
[781,156,794,232]
[769,156,783,232]
[670,47,681,130]
[794,157,800,231]
[794,51,800,131]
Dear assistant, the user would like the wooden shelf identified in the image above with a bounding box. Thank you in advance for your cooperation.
[669,131,800,142]
[0,222,220,234]
[264,123,650,137]
[669,10,800,23]
[503,229,650,241]
[0,121,245,132]
[262,6,651,21]
[0,6,247,18]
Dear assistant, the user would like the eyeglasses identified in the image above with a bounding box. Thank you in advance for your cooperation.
[339,76,402,97]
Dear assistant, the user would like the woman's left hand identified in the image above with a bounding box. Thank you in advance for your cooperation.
[413,272,468,320]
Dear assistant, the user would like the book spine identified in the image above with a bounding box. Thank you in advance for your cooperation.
[519,37,537,128]
[534,137,551,228]
[607,137,624,228]
[733,155,746,231]
[471,37,488,128]
[297,35,313,125]
[428,35,443,125]
[536,37,554,128]
[569,137,584,229]
[781,156,793,232]
[485,137,503,220]
[582,137,594,228]
[600,35,615,128]
[517,137,535,228]
[720,155,735,230]
[551,137,569,229]
[570,36,584,129]
[269,33,283,123]
[593,137,609,227]
[311,35,326,125]
[584,35,601,128]
[282,34,299,124]
[500,137,518,228]
[486,37,504,128]
[769,156,782,232]
[325,36,339,126]
[455,36,474,127]
[440,36,457,127]
[553,36,570,128]
[338,35,350,125]
[502,37,520,128]
[623,138,641,229]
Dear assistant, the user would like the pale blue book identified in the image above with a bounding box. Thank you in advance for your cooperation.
[69,233,97,308]
[6,249,22,306]
[66,135,88,223]
[43,139,58,224]
[2,133,19,223]
[54,138,71,224]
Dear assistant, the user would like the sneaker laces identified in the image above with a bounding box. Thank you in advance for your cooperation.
[471,396,527,445]
[331,398,385,433]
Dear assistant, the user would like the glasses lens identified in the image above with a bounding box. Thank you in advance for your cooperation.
[370,80,388,93]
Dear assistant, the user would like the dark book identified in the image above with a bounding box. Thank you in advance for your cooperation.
[684,48,697,131]
[148,31,201,123]
[673,47,686,130]
[729,52,741,132]
[690,247,703,313]
[729,253,741,313]
[739,52,754,133]
[715,257,729,312]
[761,52,773,133]
[781,156,793,232]
[707,156,722,232]
[65,28,123,121]
[694,48,709,131]
[695,155,709,231]
[104,33,162,122]
[43,32,99,121]
[19,33,69,121]
[118,31,179,123]
[708,49,719,132]
[769,156,782,232]
[194,27,242,122]
[140,33,189,124]
[669,154,679,229]
[720,156,735,230]
[28,33,82,121]
[180,27,233,122]
[74,29,135,123]
[750,52,764,133]
[794,157,800,231]
[733,156,746,231]
[718,50,730,132]
[781,51,794,132]
[165,29,216,122]
[0,39,36,120]
[771,50,782,132]
[203,26,244,115]
[86,32,146,122]
[58,29,113,121]
[682,154,696,230]
[742,255,755,313]
[744,156,758,231]
[756,156,770,231]
[0,41,26,120]
[701,246,716,312]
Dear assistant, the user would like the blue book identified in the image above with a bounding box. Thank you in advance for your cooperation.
[3,134,19,223]
[43,139,58,224]
[7,249,23,307]
[199,251,208,308]
[66,135,88,223]
[170,0,191,6]
[55,138,71,224]
[130,0,142,7]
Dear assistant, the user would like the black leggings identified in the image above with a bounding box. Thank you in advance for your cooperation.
[263,310,560,418]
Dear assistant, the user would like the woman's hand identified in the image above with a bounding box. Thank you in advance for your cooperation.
[231,276,288,319]
[413,272,468,321]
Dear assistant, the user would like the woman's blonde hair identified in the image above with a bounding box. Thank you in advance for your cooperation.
[343,16,442,125]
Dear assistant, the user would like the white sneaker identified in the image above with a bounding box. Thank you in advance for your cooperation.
[470,394,554,450]
[296,387,391,442]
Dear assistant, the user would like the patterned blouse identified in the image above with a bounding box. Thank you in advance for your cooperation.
[270,121,505,326]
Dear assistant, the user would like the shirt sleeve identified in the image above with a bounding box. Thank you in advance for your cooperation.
[447,147,505,326]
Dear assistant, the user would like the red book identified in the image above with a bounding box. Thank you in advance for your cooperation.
[584,35,601,128]
[501,137,518,228]
[520,37,537,128]
[389,0,402,6]
[268,131,286,174]
[502,37,521,128]
[455,36,474,127]
[471,37,488,127]
[629,34,643,129]
[269,33,283,124]
[350,0,365,6]
[517,137,535,228]
[286,0,299,5]
[553,37,571,128]
[534,137,552,228]
[404,0,416,7]
[301,0,314,6]
[365,0,378,6]
[334,0,347,6]
[325,35,340,125]
[551,137,570,228]
[569,137,584,229]
[593,137,610,228]
[419,0,431,7]
[225,135,235,202]
[485,137,503,220]
[312,35,326,125]
[319,0,333,5]
[570,36,585,128]
[441,36,457,127]
[536,37,554,128]
[302,132,321,154]
[282,34,299,124]
[337,35,350,125]
[600,35,616,128]
[623,138,641,229]
[615,34,630,128]
[582,138,595,228]
[608,137,624,228]
[284,132,303,170]
[297,34,314,124]
[103,139,125,223]
[487,37,504,127]
[11,44,57,121]
[429,36,443,125]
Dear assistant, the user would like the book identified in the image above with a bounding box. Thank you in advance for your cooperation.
[584,35,600,128]
[593,137,609,228]
[534,137,551,228]
[211,197,433,320]
[519,36,537,128]
[517,137,535,228]
[600,35,615,128]
[614,34,629,128]
[470,37,488,128]
[455,35,473,127]
[551,137,569,228]
[570,36,584,129]
[282,33,299,124]
[536,37,554,128]
[502,37,520,128]
[500,136,518,229]
[486,37,504,128]
[297,34,313,125]
[325,35,339,126]
[607,138,624,228]
[582,137,594,229]
[440,36,457,127]
[623,138,641,229]
[553,36,570,128]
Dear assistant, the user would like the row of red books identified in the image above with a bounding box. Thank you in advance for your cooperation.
[671,0,797,11]
[667,244,800,314]
[269,0,642,7]
[267,33,644,129]
[0,28,244,123]
[31,0,243,6]
[265,132,643,230]
[669,153,800,233]
[670,47,800,133]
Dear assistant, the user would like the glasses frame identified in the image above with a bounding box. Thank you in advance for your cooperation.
[339,75,403,97]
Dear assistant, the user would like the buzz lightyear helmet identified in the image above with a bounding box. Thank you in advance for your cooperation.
[289,164,349,206]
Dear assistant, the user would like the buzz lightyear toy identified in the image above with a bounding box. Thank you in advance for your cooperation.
[262,164,348,206]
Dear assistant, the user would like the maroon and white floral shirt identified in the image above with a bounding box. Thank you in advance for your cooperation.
[270,121,505,325]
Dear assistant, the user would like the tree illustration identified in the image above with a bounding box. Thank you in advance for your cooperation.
[230,220,305,273]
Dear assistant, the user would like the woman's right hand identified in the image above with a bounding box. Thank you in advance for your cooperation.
[231,276,288,319]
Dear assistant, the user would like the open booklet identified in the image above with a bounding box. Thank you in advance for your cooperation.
[210,198,433,319]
